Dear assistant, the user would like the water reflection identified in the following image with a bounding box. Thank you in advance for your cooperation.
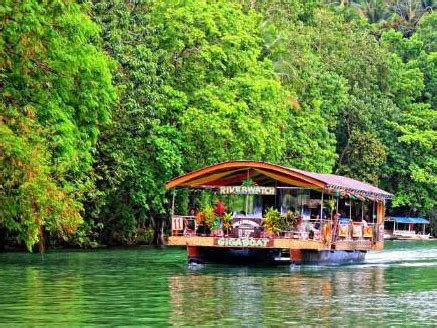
[169,265,390,326]
[0,242,436,326]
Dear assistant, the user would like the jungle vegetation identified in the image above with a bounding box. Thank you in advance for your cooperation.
[1,0,436,250]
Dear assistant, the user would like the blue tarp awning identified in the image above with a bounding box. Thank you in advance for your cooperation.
[392,217,429,224]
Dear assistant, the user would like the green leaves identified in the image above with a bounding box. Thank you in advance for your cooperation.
[0,0,116,249]
[2,0,435,249]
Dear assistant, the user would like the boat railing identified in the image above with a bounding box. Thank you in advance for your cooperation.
[393,229,416,236]
[171,215,382,243]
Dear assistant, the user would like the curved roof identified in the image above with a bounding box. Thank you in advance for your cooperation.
[165,161,393,200]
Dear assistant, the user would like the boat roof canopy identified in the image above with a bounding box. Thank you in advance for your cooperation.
[165,161,393,201]
[390,217,429,224]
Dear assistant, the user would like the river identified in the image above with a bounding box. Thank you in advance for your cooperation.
[0,241,436,326]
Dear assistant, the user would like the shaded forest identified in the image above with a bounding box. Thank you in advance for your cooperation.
[1,0,436,250]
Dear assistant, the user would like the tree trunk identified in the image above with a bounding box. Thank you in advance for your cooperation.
[0,227,6,252]
[38,226,46,253]
[152,215,165,245]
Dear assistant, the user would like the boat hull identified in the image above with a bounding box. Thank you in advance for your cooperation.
[188,247,367,265]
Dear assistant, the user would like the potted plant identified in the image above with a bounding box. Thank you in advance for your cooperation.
[222,212,233,236]
[215,199,226,216]
[195,211,205,225]
[277,210,297,237]
[195,211,206,235]
[202,206,216,235]
[263,207,281,237]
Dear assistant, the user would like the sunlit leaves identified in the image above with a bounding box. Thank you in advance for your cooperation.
[0,0,116,249]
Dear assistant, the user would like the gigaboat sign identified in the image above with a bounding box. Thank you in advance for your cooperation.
[215,238,272,248]
[219,186,276,195]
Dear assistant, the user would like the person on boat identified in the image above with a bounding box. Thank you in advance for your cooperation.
[295,216,306,233]
[348,218,354,240]
[302,205,311,221]
[313,215,321,230]
[331,211,341,242]
[309,215,321,240]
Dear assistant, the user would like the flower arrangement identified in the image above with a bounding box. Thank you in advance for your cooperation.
[195,199,232,236]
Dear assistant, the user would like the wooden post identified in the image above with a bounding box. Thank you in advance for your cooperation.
[171,189,176,216]
[171,189,176,233]
[320,192,324,220]
[376,201,385,225]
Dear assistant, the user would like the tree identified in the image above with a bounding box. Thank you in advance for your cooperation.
[254,2,393,176]
[90,0,294,244]
[380,25,436,214]
[0,0,116,250]
[88,0,185,245]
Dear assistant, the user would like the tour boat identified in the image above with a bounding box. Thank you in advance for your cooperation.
[166,161,393,265]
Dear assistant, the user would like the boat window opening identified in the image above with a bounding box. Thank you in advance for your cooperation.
[224,194,263,218]
[333,198,374,223]
[279,189,327,221]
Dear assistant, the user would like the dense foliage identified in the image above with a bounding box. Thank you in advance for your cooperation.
[0,0,116,250]
[0,0,435,250]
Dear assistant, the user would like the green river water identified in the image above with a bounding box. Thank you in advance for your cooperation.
[0,240,436,327]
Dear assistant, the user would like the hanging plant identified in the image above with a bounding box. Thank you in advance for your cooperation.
[242,177,255,187]
[325,198,335,213]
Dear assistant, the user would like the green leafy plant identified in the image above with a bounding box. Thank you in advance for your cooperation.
[222,212,233,235]
[278,210,298,231]
[203,206,216,229]
[242,178,255,187]
[263,207,282,236]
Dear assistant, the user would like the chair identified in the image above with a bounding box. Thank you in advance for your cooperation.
[183,218,196,236]
[172,216,184,236]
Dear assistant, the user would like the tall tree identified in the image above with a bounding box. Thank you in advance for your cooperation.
[380,21,436,214]
[90,0,293,244]
[0,0,116,250]
[253,1,392,177]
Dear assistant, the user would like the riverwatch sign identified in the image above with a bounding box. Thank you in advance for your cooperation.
[219,186,276,195]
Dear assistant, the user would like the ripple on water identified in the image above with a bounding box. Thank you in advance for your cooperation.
[0,241,436,326]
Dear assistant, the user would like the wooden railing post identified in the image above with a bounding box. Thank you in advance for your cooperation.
[376,201,385,225]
